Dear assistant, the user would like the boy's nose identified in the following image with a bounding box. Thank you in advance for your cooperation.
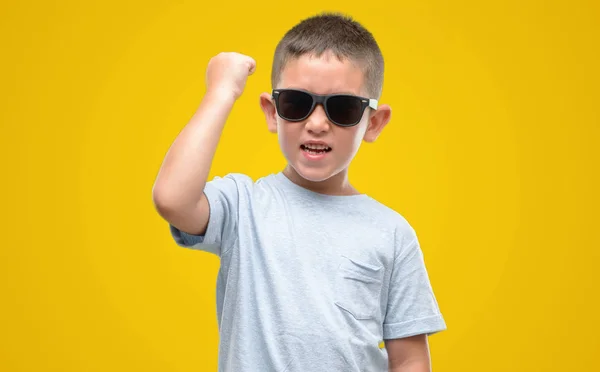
[305,104,331,133]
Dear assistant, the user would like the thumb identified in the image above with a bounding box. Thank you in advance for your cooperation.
[247,58,257,76]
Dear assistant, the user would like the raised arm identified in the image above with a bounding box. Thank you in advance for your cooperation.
[152,52,256,235]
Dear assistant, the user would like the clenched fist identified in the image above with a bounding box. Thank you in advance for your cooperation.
[205,52,257,101]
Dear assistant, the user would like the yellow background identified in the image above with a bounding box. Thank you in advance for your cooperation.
[1,0,598,371]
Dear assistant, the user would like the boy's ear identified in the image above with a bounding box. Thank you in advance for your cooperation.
[259,93,278,134]
[363,104,392,143]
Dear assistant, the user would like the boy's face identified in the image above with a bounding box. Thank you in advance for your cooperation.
[260,52,391,185]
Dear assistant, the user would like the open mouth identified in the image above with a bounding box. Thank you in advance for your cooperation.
[300,144,332,155]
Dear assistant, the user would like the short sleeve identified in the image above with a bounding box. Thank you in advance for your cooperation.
[383,230,447,340]
[169,173,253,257]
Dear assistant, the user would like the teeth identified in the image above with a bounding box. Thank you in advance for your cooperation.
[304,144,329,150]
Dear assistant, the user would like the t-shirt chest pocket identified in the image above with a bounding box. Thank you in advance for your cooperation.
[334,256,384,320]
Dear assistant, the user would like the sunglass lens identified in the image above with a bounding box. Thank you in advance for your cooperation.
[326,95,363,125]
[278,90,313,121]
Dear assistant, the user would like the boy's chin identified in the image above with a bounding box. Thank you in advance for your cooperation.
[290,164,339,183]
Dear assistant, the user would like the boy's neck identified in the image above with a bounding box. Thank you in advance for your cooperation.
[282,165,361,196]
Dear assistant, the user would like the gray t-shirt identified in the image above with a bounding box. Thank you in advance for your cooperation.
[170,172,446,372]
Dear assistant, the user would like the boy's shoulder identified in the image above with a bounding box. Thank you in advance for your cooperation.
[205,172,419,255]
[364,194,412,223]
[209,171,416,234]
[362,194,418,238]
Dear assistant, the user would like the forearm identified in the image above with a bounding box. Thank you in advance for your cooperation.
[152,92,235,209]
[389,360,431,372]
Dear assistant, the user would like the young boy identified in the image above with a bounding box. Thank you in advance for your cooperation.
[153,12,446,372]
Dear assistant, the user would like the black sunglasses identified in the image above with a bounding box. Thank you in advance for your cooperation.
[272,89,378,127]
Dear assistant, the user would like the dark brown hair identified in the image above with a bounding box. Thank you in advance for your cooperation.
[271,12,384,99]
